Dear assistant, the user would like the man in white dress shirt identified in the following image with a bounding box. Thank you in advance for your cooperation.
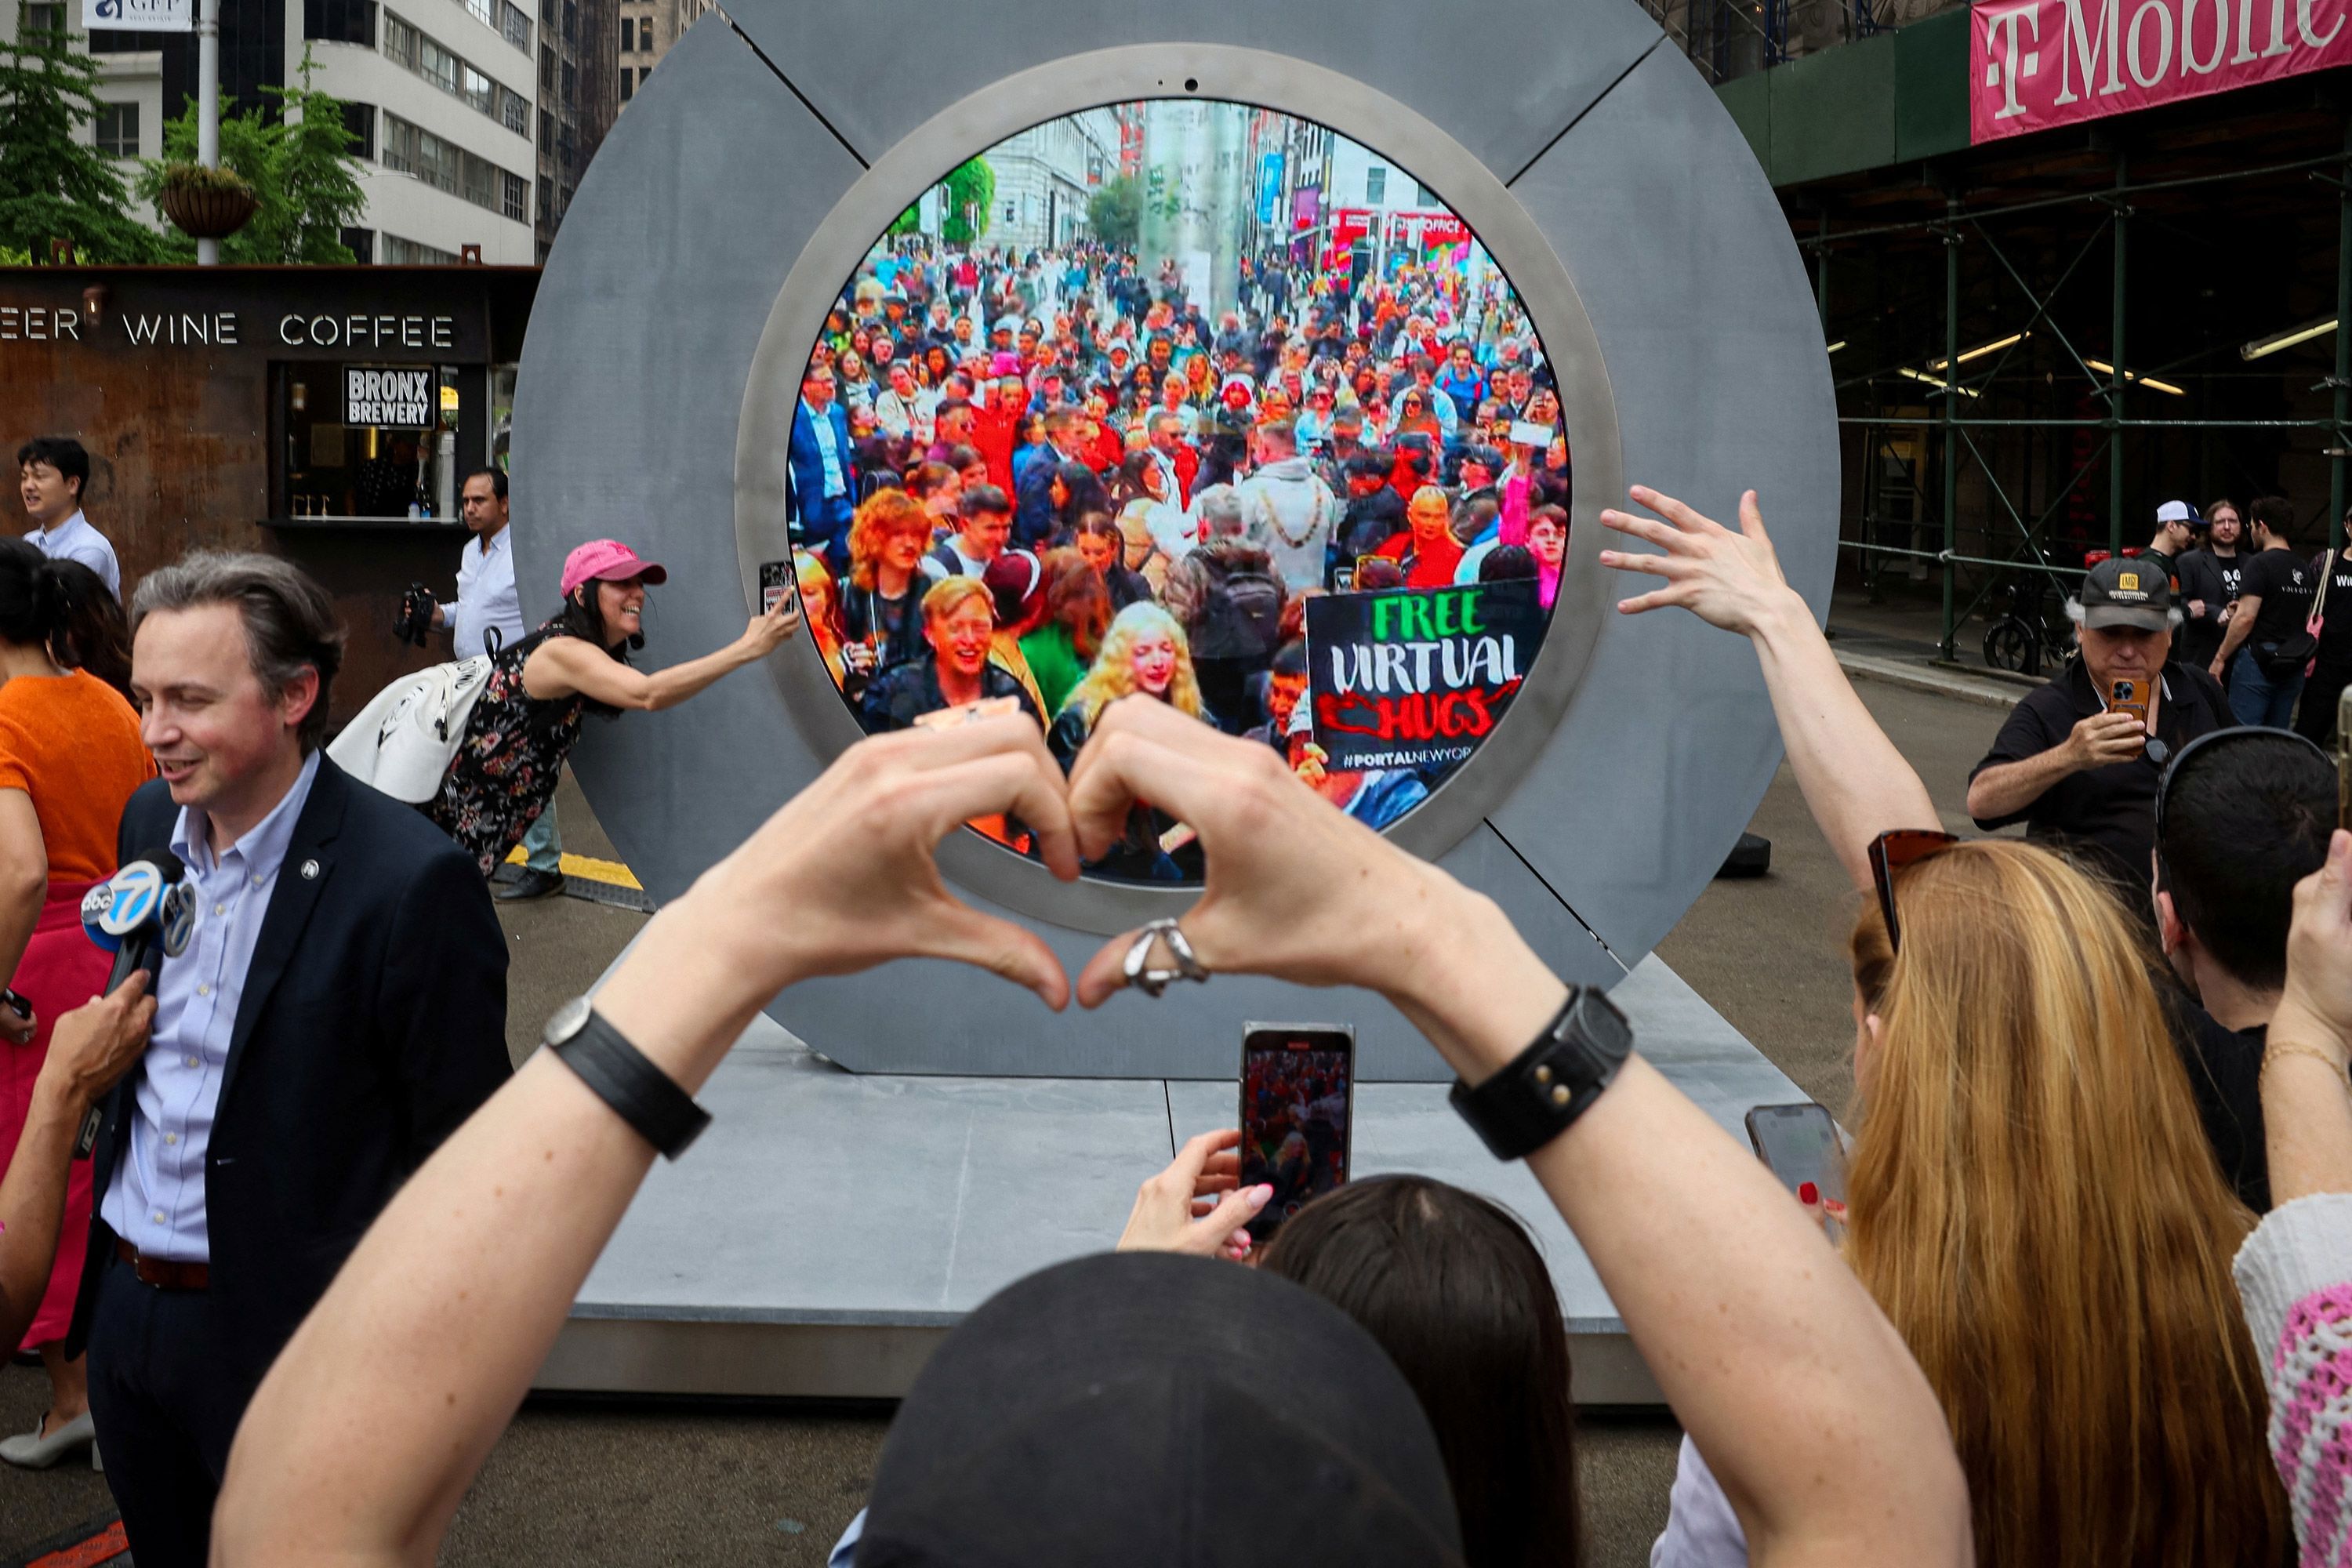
[16,436,122,597]
[433,468,564,898]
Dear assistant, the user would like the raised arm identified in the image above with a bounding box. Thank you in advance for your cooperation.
[212,718,1080,1568]
[0,980,153,1351]
[1066,699,1971,1568]
[1596,488,1939,892]
[521,597,800,713]
[2260,829,2352,1203]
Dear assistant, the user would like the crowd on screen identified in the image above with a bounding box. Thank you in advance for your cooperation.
[786,238,1572,863]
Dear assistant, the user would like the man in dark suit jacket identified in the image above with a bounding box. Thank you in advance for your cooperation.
[1013,407,1091,549]
[67,553,509,1567]
[789,362,858,572]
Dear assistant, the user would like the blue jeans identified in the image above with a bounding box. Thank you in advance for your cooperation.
[2228,648,2307,728]
[520,798,562,873]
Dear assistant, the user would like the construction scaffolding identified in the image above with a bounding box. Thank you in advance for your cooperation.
[1796,89,2352,662]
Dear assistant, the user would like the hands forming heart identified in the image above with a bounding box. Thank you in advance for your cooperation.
[596,691,1570,1093]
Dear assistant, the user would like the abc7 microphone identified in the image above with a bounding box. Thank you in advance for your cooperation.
[74,851,194,1157]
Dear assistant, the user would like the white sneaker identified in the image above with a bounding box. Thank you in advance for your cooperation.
[0,1409,94,1469]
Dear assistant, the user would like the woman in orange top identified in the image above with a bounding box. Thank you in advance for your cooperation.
[0,540,152,1469]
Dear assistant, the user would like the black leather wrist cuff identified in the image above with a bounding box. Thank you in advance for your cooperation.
[1448,985,1633,1162]
[550,1007,711,1160]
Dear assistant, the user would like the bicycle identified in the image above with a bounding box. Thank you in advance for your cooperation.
[1982,575,2071,677]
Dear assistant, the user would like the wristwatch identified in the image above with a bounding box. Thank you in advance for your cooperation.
[1448,985,1633,1161]
[544,995,712,1160]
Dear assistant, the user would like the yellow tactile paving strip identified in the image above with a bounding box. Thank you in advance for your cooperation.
[501,847,644,891]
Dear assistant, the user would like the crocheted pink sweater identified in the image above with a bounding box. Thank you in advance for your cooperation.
[2237,1192,2352,1566]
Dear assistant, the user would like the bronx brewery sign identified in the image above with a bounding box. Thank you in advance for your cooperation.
[345,367,435,428]
[82,0,193,29]
[1973,0,2352,141]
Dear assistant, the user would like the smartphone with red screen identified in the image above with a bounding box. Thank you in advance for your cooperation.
[1744,1102,1846,1200]
[1239,1023,1355,1245]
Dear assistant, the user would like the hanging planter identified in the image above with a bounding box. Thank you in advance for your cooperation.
[158,164,258,241]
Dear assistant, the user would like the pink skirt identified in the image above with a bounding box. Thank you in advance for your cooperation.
[0,880,109,1348]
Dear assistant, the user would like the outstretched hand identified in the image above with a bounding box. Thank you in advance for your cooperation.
[1116,1128,1267,1261]
[1596,486,1798,635]
[1062,696,1461,1008]
[740,593,804,659]
[659,713,1083,1013]
[648,691,1540,1052]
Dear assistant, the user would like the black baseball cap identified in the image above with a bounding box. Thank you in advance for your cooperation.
[856,1252,1465,1567]
[2078,556,2175,632]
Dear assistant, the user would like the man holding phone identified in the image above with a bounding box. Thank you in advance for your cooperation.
[1968,557,2231,895]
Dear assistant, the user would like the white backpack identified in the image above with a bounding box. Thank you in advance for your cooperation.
[328,655,495,804]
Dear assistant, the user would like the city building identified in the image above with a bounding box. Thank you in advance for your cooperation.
[4,0,542,263]
[612,0,703,114]
[531,0,617,256]
[983,107,1116,252]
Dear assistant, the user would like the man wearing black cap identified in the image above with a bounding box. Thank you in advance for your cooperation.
[1967,556,2232,893]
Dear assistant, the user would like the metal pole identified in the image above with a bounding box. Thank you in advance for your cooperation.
[195,0,220,266]
[2107,153,2126,557]
[1942,196,1960,660]
[1816,212,1831,329]
[2334,115,2351,550]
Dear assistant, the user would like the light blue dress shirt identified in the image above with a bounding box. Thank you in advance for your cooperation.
[28,509,121,597]
[100,752,321,1264]
[441,525,523,662]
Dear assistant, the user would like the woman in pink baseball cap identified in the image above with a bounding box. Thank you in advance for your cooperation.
[424,538,799,877]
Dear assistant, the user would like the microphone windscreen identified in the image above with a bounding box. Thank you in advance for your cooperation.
[129,848,187,884]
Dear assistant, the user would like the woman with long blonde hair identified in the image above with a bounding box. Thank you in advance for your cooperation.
[1835,838,2285,1568]
[1051,598,1203,750]
[1047,601,1209,881]
[1596,485,2289,1568]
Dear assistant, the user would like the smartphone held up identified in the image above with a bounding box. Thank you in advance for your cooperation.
[1745,1102,1848,1243]
[1239,1024,1355,1246]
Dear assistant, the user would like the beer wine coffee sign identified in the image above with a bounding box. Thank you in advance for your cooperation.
[1305,580,1543,771]
[344,366,435,428]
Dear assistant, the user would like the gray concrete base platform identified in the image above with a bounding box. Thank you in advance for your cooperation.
[535,955,1805,1410]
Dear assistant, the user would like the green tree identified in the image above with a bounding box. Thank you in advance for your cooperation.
[136,46,365,262]
[0,2,162,262]
[1087,172,1139,251]
[940,155,992,245]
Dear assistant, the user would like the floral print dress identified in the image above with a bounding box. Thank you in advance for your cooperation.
[426,620,586,876]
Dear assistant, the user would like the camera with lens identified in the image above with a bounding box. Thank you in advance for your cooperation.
[393,583,437,648]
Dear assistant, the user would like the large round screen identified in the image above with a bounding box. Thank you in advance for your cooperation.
[782,101,1571,884]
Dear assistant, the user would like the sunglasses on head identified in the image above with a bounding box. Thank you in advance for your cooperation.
[1866,829,1961,954]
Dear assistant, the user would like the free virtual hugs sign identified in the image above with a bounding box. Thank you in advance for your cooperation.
[1304,579,1541,772]
[1972,0,2352,141]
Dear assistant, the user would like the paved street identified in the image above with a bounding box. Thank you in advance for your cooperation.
[0,673,2011,1568]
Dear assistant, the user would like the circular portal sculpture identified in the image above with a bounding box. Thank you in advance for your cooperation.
[510,2,1837,1081]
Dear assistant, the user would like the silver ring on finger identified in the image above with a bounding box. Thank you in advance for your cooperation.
[1123,918,1210,997]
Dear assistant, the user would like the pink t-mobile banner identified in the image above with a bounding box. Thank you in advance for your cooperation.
[1972,0,2352,143]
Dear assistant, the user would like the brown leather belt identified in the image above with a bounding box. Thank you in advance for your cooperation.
[115,1237,208,1291]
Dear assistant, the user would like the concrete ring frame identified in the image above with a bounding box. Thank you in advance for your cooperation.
[733,47,1621,937]
[512,3,1838,1082]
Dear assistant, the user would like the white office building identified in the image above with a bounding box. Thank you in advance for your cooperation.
[985,107,1116,253]
[6,0,537,263]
